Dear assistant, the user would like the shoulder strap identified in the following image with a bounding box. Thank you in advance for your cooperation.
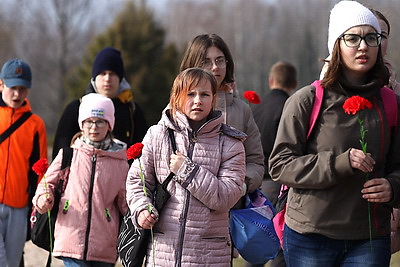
[56,147,73,194]
[167,128,177,152]
[61,147,73,170]
[162,128,177,187]
[380,87,398,132]
[308,80,324,139]
[0,112,32,144]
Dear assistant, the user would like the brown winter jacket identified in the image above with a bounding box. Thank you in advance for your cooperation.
[126,109,246,266]
[269,79,400,240]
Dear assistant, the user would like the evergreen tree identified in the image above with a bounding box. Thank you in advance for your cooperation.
[66,1,180,125]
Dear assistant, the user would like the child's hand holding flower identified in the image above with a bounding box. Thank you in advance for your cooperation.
[127,143,158,229]
[36,193,55,214]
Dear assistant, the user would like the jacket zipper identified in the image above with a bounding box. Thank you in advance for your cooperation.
[175,131,197,266]
[83,153,97,260]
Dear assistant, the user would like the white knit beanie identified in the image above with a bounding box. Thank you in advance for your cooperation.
[78,93,115,130]
[328,1,381,54]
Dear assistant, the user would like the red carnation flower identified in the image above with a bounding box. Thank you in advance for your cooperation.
[343,95,372,115]
[127,143,144,160]
[32,158,49,176]
[243,90,261,104]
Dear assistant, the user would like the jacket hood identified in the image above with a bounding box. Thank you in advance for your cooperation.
[159,105,223,135]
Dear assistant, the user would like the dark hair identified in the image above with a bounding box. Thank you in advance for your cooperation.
[321,38,389,88]
[370,9,390,35]
[269,61,297,89]
[169,68,217,122]
[179,33,234,85]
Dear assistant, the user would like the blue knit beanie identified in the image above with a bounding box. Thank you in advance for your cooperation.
[92,47,124,82]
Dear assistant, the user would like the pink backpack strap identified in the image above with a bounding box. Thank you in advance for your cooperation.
[380,87,398,130]
[308,80,324,139]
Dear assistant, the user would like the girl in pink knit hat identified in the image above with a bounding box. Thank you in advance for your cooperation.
[33,93,129,266]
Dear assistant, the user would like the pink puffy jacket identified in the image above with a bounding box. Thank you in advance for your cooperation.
[33,138,129,263]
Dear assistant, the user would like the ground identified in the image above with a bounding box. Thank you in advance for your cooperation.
[23,241,400,267]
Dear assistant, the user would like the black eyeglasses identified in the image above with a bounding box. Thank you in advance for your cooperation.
[339,33,382,48]
[201,57,227,70]
[83,119,107,128]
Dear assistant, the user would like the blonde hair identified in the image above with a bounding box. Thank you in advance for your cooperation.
[169,68,217,123]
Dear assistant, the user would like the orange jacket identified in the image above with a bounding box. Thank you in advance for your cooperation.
[0,98,47,208]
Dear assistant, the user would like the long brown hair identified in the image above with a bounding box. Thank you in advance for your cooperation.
[169,68,217,123]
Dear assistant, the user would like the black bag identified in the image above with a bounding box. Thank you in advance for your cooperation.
[117,128,176,267]
[30,179,64,251]
[30,147,73,266]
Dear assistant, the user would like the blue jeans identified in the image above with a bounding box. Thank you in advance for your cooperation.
[283,225,390,267]
[0,204,27,267]
[61,257,114,267]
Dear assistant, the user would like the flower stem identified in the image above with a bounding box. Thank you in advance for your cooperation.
[359,117,372,251]
[367,202,372,252]
[138,160,155,266]
[43,177,53,264]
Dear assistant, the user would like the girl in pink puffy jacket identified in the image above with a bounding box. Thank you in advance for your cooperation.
[33,93,129,266]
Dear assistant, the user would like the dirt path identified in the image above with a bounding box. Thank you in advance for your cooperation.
[24,241,63,267]
[24,241,123,266]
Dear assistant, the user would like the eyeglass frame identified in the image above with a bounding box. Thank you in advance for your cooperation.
[339,33,382,48]
[83,119,108,128]
[201,57,228,69]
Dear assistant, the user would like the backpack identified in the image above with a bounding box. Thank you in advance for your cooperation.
[272,80,398,248]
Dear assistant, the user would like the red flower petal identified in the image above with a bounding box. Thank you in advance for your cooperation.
[343,95,372,115]
[32,158,49,176]
[243,90,261,104]
[127,143,144,160]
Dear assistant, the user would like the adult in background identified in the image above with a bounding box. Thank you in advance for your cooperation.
[52,47,148,159]
[269,1,400,266]
[248,61,297,267]
[180,33,264,200]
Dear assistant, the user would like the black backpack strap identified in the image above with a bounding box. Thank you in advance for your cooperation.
[167,128,177,152]
[0,112,32,144]
[55,147,73,195]
[61,147,73,170]
[162,129,177,187]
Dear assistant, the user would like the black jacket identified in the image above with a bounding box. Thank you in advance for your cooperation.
[251,89,289,180]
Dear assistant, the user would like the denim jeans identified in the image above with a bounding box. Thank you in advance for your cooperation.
[61,257,114,267]
[283,225,390,267]
[0,204,27,267]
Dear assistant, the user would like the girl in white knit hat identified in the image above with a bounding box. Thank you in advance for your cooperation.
[269,1,400,266]
[33,93,129,266]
